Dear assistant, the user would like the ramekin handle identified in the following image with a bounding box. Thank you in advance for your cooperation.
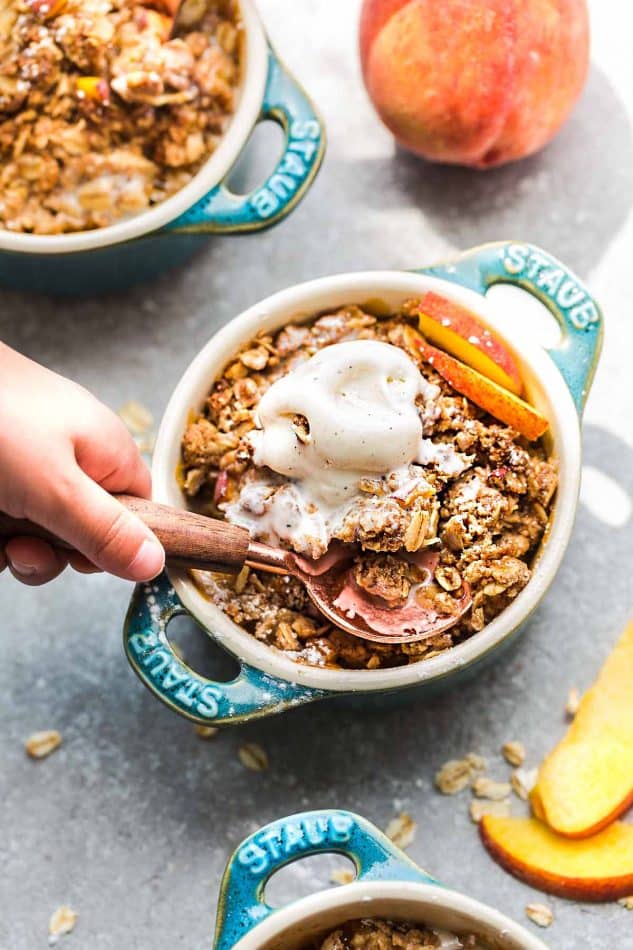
[213,810,437,950]
[418,241,603,414]
[124,572,325,725]
[168,47,325,234]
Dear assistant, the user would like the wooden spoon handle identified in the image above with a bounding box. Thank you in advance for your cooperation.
[0,495,251,574]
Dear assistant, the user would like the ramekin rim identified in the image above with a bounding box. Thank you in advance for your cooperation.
[152,268,582,694]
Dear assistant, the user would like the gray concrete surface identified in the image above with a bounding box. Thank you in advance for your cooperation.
[1,2,632,947]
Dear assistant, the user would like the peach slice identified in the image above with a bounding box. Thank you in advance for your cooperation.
[416,340,548,441]
[415,293,523,395]
[531,619,633,838]
[28,0,67,19]
[480,815,633,902]
[76,77,110,103]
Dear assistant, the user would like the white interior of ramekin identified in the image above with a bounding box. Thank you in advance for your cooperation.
[225,882,549,950]
[152,270,581,694]
[0,0,267,255]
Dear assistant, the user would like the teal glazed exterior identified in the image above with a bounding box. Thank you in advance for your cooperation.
[214,811,435,950]
[0,46,325,295]
[124,242,603,727]
[212,810,549,950]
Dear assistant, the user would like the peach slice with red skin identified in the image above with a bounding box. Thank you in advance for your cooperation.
[414,293,523,395]
[531,619,633,838]
[28,0,68,19]
[480,815,633,902]
[76,77,111,104]
[415,339,548,441]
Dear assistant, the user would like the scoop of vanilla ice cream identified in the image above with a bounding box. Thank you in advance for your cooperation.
[249,341,436,507]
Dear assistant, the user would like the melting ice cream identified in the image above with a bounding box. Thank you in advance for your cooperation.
[251,340,438,506]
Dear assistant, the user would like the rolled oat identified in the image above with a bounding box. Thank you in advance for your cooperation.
[501,741,526,767]
[510,767,538,801]
[525,903,554,928]
[48,905,77,939]
[237,741,268,772]
[118,399,153,434]
[329,868,355,886]
[471,776,511,801]
[436,755,485,795]
[384,812,417,849]
[194,724,218,739]
[25,729,62,759]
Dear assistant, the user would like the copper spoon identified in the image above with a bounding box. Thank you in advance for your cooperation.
[0,496,471,645]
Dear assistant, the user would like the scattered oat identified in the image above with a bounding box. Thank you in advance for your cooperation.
[238,742,269,772]
[48,906,78,940]
[118,400,153,435]
[330,868,355,886]
[502,741,526,767]
[194,725,218,740]
[385,812,417,849]
[25,730,61,760]
[525,903,553,928]
[136,431,156,456]
[618,896,633,910]
[472,776,511,801]
[565,687,581,718]
[469,799,511,824]
[511,767,538,801]
[436,755,485,795]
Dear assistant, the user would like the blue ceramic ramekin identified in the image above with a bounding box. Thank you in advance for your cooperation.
[0,0,325,294]
[124,242,602,726]
[212,809,549,950]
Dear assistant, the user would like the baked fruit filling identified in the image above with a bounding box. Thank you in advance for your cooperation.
[0,0,242,233]
[180,295,557,670]
[304,918,488,949]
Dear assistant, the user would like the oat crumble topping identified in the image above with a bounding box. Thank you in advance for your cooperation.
[307,919,487,950]
[180,302,558,671]
[0,0,242,233]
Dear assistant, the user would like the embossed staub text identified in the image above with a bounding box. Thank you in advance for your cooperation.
[250,119,321,220]
[237,813,355,876]
[502,243,599,330]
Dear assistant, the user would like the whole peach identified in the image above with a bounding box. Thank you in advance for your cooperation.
[359,0,590,168]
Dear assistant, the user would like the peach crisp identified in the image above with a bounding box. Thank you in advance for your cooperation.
[307,918,488,949]
[0,0,242,233]
[180,297,557,670]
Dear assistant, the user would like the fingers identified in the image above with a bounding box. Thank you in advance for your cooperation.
[74,411,152,500]
[67,550,101,574]
[39,471,164,582]
[4,537,68,586]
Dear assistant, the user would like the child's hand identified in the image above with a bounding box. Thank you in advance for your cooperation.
[0,343,165,586]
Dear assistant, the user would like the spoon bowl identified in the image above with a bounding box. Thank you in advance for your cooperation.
[245,540,472,644]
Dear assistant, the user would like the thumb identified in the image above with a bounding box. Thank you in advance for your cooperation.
[41,472,165,582]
